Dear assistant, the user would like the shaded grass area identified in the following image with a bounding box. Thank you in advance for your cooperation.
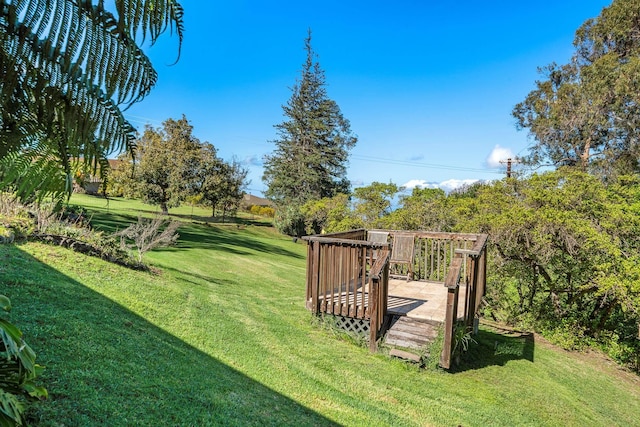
[1,245,330,426]
[1,195,639,425]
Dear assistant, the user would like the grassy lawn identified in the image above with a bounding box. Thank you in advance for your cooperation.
[1,194,639,426]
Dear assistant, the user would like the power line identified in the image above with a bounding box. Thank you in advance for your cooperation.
[350,154,504,175]
[122,114,507,176]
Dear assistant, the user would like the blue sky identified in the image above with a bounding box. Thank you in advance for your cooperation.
[124,1,610,196]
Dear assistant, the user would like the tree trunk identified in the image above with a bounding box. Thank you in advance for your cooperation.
[580,138,591,171]
[160,201,169,215]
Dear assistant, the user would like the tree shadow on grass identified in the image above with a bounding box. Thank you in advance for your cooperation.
[167,224,304,259]
[86,210,304,260]
[1,245,334,426]
[450,325,535,373]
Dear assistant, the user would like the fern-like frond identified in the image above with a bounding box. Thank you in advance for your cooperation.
[0,0,184,201]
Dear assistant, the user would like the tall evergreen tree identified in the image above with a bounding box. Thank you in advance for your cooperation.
[263,30,357,235]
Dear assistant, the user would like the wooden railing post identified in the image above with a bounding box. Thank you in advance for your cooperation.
[368,248,390,352]
[440,254,463,369]
[310,240,320,314]
[369,277,379,352]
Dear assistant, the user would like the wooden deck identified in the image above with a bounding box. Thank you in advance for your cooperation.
[314,278,467,324]
[387,279,467,323]
[303,229,488,368]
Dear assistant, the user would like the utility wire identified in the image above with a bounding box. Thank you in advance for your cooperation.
[350,154,504,175]
[123,114,507,175]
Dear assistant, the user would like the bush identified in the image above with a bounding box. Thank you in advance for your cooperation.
[0,295,47,426]
[248,205,275,218]
[273,205,305,237]
[258,206,275,217]
[114,216,180,262]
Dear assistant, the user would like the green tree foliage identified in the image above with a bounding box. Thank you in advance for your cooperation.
[136,116,201,214]
[214,159,249,222]
[352,182,400,229]
[263,29,357,235]
[387,187,450,231]
[0,295,47,426]
[444,171,640,366]
[195,147,248,220]
[300,193,356,234]
[193,143,223,217]
[105,153,140,199]
[0,0,184,202]
[514,0,640,178]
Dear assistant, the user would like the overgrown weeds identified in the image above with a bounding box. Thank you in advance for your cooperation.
[0,193,144,269]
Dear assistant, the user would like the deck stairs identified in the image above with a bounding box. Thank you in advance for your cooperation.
[383,315,440,362]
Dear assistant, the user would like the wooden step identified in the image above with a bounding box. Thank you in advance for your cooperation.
[384,316,439,350]
[389,348,422,363]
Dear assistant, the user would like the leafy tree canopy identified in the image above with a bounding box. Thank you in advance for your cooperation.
[136,116,201,214]
[514,0,640,178]
[0,0,184,201]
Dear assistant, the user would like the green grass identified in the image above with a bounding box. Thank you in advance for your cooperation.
[1,195,639,426]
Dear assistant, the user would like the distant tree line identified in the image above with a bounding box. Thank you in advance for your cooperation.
[107,116,248,220]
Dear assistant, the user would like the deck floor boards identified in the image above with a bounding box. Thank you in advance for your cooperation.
[387,279,467,324]
[314,278,467,324]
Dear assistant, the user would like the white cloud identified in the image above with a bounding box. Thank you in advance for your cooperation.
[438,179,479,192]
[401,179,440,189]
[244,155,263,166]
[401,179,479,193]
[486,145,515,168]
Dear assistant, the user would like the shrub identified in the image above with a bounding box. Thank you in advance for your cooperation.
[273,205,305,237]
[258,206,275,217]
[0,295,47,426]
[114,216,180,262]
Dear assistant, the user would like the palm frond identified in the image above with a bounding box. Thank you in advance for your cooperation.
[0,0,184,201]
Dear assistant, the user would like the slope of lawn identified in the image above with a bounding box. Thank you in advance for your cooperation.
[1,194,639,426]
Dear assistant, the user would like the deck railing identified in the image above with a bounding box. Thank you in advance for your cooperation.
[303,231,390,351]
[440,234,488,369]
[372,230,481,283]
[303,229,488,364]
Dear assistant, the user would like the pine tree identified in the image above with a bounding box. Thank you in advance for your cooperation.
[263,30,356,234]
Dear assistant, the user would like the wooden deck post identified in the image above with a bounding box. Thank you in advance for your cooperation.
[369,277,379,352]
[310,241,320,314]
[440,284,459,369]
[440,255,462,369]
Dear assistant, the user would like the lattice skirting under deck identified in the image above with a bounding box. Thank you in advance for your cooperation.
[322,314,370,336]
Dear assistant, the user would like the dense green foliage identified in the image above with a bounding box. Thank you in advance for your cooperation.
[136,116,203,214]
[263,30,357,236]
[314,172,640,370]
[197,157,248,221]
[0,295,47,426]
[0,0,184,201]
[1,196,638,425]
[513,0,640,177]
[109,116,248,218]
